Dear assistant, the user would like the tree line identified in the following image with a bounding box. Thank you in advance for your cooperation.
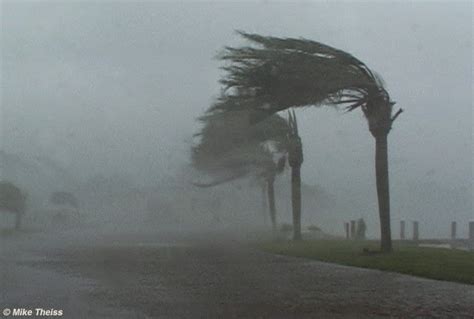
[192,31,402,252]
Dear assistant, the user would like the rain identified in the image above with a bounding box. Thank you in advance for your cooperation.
[1,1,473,318]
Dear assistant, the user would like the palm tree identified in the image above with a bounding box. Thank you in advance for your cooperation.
[192,98,288,231]
[0,181,26,230]
[219,32,403,252]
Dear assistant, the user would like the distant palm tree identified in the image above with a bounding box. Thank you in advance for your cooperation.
[192,98,288,231]
[0,181,26,230]
[219,32,403,252]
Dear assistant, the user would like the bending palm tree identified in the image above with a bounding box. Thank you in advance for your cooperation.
[192,99,288,231]
[219,32,403,252]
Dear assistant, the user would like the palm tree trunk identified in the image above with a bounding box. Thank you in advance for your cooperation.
[291,166,302,240]
[374,134,392,252]
[267,177,277,232]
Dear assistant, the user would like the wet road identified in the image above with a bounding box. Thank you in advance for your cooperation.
[1,228,473,318]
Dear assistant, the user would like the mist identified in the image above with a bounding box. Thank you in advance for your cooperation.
[2,1,471,238]
[1,2,473,318]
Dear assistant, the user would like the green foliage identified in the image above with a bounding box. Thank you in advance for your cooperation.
[0,181,26,214]
[259,240,474,285]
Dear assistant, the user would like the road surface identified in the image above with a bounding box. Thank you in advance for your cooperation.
[1,227,473,318]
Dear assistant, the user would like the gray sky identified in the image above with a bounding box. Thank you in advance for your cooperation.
[1,1,472,235]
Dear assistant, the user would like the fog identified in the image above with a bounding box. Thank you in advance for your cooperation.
[1,1,472,238]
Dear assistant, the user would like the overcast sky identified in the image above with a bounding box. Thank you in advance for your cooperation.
[2,1,472,235]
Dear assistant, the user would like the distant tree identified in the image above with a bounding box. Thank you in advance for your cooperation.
[218,32,403,252]
[0,181,26,230]
[193,99,308,238]
[49,192,79,209]
[192,98,288,231]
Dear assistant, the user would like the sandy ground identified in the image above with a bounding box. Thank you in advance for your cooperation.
[1,226,473,319]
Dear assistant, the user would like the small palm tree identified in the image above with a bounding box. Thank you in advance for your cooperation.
[219,32,403,252]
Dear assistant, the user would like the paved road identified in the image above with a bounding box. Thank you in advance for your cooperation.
[1,228,473,318]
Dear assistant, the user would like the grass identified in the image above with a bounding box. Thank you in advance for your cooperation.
[258,239,474,285]
[0,228,15,237]
[0,227,42,238]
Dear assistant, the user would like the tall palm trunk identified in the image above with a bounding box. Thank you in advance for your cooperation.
[374,133,392,252]
[267,177,277,232]
[288,110,303,241]
[291,166,302,240]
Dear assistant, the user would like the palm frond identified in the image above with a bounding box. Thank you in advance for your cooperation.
[191,97,290,182]
[219,31,394,121]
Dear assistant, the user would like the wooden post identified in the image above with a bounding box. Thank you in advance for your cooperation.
[400,220,405,240]
[261,185,267,226]
[451,221,457,240]
[413,221,419,241]
[350,220,356,239]
[344,222,350,239]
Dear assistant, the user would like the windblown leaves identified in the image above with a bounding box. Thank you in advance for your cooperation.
[219,31,393,121]
[192,98,289,184]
